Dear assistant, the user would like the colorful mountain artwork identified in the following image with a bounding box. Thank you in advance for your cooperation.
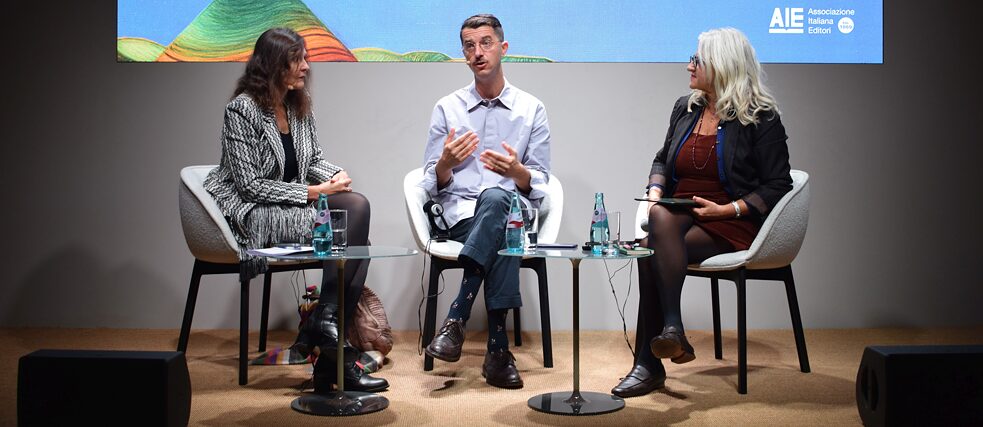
[119,1,883,63]
[117,0,551,63]
[117,37,167,62]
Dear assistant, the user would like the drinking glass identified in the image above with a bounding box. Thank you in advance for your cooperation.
[612,211,622,244]
[329,209,347,251]
[606,211,622,254]
[521,208,539,250]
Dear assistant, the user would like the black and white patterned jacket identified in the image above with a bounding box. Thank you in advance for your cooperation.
[204,93,342,249]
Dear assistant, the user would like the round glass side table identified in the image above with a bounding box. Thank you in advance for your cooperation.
[499,248,652,416]
[265,245,417,417]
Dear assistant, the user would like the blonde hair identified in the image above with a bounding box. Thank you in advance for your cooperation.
[687,28,779,126]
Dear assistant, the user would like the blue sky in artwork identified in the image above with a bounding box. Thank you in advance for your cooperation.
[118,0,882,63]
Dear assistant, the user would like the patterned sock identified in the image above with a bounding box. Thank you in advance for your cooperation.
[447,267,483,321]
[487,309,509,352]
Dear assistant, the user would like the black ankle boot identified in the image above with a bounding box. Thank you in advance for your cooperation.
[313,345,389,393]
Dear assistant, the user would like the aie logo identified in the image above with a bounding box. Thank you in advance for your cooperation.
[838,17,855,34]
[769,7,804,34]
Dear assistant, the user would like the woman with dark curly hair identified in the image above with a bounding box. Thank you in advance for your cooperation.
[203,27,386,393]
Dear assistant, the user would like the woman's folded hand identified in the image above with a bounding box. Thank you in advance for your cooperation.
[307,176,353,199]
[692,196,730,220]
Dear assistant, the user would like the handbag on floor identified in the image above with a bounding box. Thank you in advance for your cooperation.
[249,285,393,366]
[346,287,394,356]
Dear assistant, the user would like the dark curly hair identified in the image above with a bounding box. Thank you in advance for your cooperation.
[233,28,311,117]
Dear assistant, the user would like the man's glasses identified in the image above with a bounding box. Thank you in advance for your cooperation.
[463,38,499,54]
[689,55,702,67]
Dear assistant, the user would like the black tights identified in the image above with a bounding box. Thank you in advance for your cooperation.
[633,204,732,367]
[317,192,371,325]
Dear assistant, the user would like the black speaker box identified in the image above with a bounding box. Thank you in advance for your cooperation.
[18,349,191,427]
[856,345,983,426]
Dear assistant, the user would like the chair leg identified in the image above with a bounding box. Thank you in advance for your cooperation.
[423,259,442,372]
[736,269,747,395]
[258,272,273,353]
[177,260,204,353]
[782,266,811,373]
[533,259,553,368]
[711,277,723,360]
[239,277,250,386]
[512,308,522,346]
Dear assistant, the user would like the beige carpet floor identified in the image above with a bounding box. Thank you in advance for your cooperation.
[2,327,981,426]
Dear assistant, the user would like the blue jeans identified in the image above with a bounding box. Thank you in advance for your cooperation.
[448,187,522,311]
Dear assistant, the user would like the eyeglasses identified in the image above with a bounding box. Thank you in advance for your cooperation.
[463,38,499,54]
[689,55,702,67]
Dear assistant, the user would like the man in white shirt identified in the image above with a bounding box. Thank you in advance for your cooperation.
[419,14,551,389]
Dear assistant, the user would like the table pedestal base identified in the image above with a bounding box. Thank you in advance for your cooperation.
[291,391,389,416]
[527,391,624,416]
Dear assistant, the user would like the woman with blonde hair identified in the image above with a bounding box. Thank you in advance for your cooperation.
[612,28,793,397]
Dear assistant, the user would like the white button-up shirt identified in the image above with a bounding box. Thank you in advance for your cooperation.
[420,80,552,227]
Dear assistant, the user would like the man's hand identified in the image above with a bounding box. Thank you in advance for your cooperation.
[479,141,525,179]
[437,128,479,172]
[480,141,531,193]
[436,128,479,188]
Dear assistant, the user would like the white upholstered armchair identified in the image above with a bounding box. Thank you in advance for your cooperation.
[633,169,811,394]
[403,167,563,371]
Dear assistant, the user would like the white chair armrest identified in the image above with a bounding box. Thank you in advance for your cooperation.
[404,168,441,253]
[179,165,240,264]
[634,196,649,240]
[743,170,810,269]
[537,174,564,243]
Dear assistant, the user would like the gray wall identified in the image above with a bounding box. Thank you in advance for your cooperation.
[2,2,981,333]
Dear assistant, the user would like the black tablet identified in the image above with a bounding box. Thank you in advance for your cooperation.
[634,197,699,207]
[536,243,579,249]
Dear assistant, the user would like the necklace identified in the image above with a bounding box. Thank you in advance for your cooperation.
[691,108,717,170]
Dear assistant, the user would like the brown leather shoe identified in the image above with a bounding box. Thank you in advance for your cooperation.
[611,364,666,398]
[425,318,466,362]
[650,325,696,364]
[482,348,523,389]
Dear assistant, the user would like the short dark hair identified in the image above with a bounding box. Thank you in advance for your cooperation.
[233,27,311,117]
[460,14,504,44]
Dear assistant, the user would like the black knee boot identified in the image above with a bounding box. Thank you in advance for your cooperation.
[293,303,341,357]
